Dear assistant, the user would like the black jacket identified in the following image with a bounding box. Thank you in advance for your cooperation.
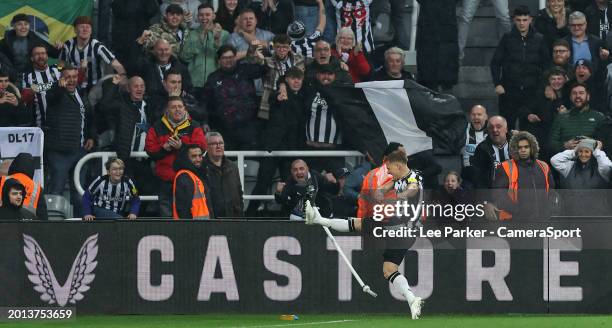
[101,79,156,162]
[7,153,47,220]
[491,26,549,91]
[274,170,339,217]
[0,178,37,220]
[305,57,353,85]
[43,86,95,153]
[0,30,60,74]
[264,89,305,151]
[585,4,612,39]
[534,9,570,49]
[203,155,244,218]
[139,56,193,97]
[148,89,207,125]
[0,84,33,127]
[563,34,607,82]
[471,134,512,188]
[173,146,214,220]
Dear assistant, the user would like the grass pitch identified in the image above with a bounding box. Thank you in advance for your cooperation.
[2,314,611,328]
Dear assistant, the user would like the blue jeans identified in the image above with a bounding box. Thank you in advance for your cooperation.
[323,0,337,43]
[46,148,87,216]
[295,5,319,38]
[457,0,511,59]
[389,0,411,49]
[93,206,123,219]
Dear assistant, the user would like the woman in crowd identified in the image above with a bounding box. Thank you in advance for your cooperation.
[534,0,569,49]
[331,27,371,83]
[215,0,245,32]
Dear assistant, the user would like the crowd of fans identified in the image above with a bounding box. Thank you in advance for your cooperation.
[1,0,612,221]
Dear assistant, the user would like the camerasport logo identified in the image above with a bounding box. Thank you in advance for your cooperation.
[23,234,98,306]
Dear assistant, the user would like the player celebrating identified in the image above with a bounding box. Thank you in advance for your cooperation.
[305,150,424,319]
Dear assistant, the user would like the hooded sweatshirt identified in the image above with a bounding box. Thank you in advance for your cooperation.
[1,153,47,220]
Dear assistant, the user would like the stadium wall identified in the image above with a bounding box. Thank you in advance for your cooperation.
[1,220,610,314]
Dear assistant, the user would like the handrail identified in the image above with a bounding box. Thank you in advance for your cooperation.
[74,150,364,201]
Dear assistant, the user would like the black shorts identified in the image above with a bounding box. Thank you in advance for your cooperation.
[383,248,408,265]
[361,217,416,265]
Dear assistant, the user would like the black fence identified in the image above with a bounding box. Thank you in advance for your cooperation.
[1,220,611,314]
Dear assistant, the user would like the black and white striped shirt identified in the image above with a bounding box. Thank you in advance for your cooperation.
[59,38,115,90]
[306,91,341,144]
[291,30,323,58]
[22,65,61,127]
[131,101,148,152]
[331,0,374,53]
[87,175,138,213]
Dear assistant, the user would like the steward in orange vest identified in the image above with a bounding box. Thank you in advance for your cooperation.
[0,153,47,220]
[490,131,554,220]
[172,145,211,219]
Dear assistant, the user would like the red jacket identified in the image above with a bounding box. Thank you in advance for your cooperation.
[331,48,371,83]
[145,116,207,182]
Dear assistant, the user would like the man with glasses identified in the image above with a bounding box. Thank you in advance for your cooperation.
[564,11,608,82]
[203,132,244,218]
[305,40,351,84]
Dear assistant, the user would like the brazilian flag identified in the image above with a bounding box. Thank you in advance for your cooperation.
[0,0,93,43]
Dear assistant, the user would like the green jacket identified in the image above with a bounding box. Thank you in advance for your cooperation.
[549,105,605,153]
[180,27,229,88]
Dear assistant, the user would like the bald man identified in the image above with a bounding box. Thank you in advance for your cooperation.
[471,115,511,188]
[141,38,193,97]
[462,105,488,184]
[274,159,339,220]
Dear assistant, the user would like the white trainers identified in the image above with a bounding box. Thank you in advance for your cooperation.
[409,297,423,320]
[304,200,317,225]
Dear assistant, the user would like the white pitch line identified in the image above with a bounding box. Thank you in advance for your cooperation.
[226,319,357,328]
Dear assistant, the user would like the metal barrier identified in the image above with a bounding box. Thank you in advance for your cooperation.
[74,150,364,201]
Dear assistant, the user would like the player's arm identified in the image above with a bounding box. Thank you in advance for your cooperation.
[396,180,419,199]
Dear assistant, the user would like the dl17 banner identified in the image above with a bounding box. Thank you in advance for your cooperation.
[0,0,93,44]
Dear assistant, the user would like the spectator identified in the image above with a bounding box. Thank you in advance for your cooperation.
[305,40,352,84]
[458,0,511,61]
[0,178,36,220]
[59,16,126,92]
[250,34,305,119]
[294,0,322,38]
[564,11,608,82]
[226,8,275,61]
[247,67,306,215]
[0,69,32,127]
[203,132,244,218]
[330,0,374,53]
[138,4,190,55]
[275,159,338,219]
[22,45,61,127]
[462,105,488,185]
[342,160,372,208]
[534,0,570,49]
[551,138,612,216]
[140,39,193,97]
[44,66,95,216]
[550,82,605,153]
[432,171,474,221]
[202,45,265,149]
[288,0,326,59]
[331,27,371,83]
[416,0,459,92]
[472,116,511,188]
[82,158,140,220]
[534,67,570,159]
[488,131,554,221]
[0,51,18,83]
[249,0,295,35]
[571,59,607,113]
[585,0,612,40]
[180,4,230,92]
[371,47,414,81]
[0,153,47,220]
[303,64,347,173]
[145,96,207,217]
[148,68,206,126]
[387,0,412,50]
[0,13,61,76]
[216,0,246,33]
[111,0,158,74]
[160,0,202,30]
[328,166,355,217]
[547,39,575,80]
[407,150,442,190]
[173,144,212,219]
[491,6,548,129]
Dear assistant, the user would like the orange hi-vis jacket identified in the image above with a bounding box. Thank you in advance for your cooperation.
[172,170,210,220]
[0,173,41,214]
[356,164,395,218]
[498,159,550,220]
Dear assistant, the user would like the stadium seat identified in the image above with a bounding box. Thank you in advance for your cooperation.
[45,194,72,220]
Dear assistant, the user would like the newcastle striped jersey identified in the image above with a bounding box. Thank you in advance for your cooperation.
[306,91,342,144]
[291,30,323,58]
[59,38,115,90]
[22,65,61,127]
[331,0,375,53]
[87,175,139,214]
[393,169,423,224]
